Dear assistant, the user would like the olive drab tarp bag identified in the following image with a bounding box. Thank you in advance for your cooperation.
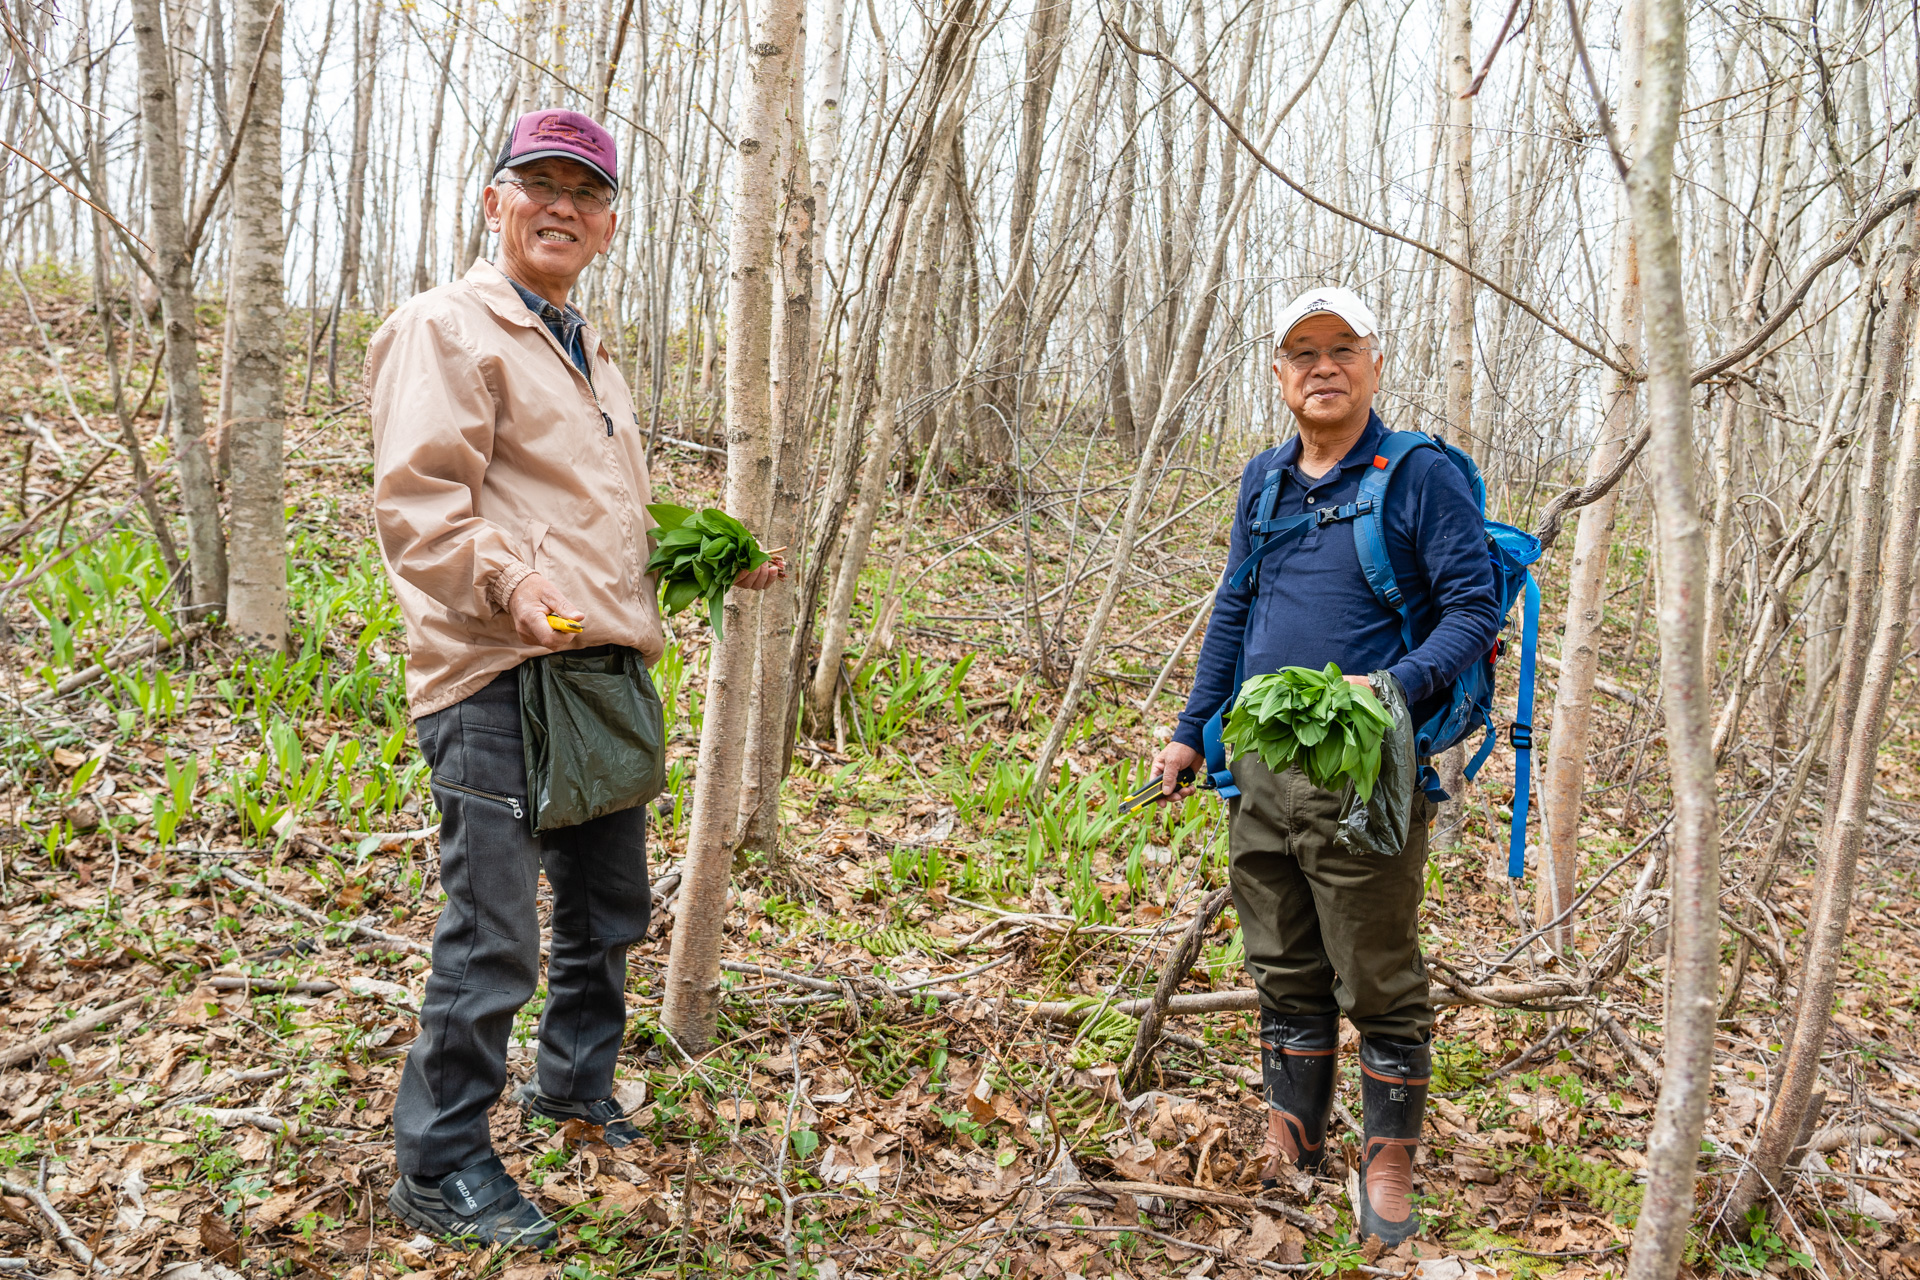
[1201,431,1543,878]
[518,646,667,834]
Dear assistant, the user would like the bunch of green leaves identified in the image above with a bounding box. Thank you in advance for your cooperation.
[643,504,770,640]
[1219,663,1393,801]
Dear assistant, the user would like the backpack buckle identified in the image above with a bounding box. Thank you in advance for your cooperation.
[1316,505,1339,524]
[1508,721,1533,751]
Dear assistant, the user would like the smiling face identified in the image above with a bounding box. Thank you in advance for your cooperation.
[1274,313,1384,434]
[483,156,618,306]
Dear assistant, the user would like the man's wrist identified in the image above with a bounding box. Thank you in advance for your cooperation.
[491,562,536,614]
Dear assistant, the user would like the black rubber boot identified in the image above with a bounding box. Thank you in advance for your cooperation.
[1257,1011,1339,1184]
[1356,1035,1430,1246]
[386,1156,558,1250]
[514,1081,643,1148]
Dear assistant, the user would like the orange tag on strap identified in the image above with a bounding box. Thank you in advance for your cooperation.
[1373,455,1390,468]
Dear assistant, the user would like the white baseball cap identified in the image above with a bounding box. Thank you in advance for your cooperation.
[1276,286,1379,345]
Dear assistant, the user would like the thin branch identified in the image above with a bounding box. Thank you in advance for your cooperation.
[183,1,283,256]
[1564,0,1630,178]
[1109,20,1632,378]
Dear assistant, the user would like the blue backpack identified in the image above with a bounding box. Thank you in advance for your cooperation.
[1200,430,1543,878]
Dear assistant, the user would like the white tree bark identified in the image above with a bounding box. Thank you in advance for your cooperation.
[131,0,228,614]
[1536,0,1643,945]
[1436,0,1476,857]
[737,0,811,854]
[662,0,801,1053]
[1619,0,1719,1274]
[225,0,288,650]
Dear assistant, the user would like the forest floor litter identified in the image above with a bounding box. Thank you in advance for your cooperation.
[3,275,1920,1279]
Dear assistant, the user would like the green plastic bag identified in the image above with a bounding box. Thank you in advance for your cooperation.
[519,647,667,834]
[1333,671,1415,856]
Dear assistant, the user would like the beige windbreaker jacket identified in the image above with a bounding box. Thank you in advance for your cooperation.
[368,258,665,718]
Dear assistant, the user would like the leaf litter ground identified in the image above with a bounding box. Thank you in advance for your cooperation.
[3,272,1920,1278]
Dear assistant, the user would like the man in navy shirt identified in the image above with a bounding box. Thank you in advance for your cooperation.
[1150,287,1499,1246]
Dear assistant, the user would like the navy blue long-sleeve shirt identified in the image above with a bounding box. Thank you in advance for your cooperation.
[1173,413,1501,754]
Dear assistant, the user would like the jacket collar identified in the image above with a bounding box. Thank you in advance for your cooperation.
[464,257,607,364]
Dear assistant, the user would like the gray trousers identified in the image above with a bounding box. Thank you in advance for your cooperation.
[394,664,652,1179]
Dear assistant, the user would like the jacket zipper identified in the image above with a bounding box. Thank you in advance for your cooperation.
[433,776,525,820]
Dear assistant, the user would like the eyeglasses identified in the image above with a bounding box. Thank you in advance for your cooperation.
[1278,342,1374,372]
[498,175,614,215]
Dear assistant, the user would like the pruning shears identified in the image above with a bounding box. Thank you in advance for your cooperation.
[546,615,585,634]
[1117,767,1202,815]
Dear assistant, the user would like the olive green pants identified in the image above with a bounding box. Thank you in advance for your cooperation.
[1227,754,1434,1042]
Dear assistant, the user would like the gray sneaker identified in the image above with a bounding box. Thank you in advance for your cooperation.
[386,1156,557,1250]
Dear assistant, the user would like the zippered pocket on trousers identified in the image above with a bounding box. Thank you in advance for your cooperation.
[432,776,526,821]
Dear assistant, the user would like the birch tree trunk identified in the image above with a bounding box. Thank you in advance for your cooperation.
[1105,7,1140,452]
[662,0,800,1053]
[412,14,457,296]
[1434,0,1475,855]
[340,0,382,308]
[131,0,228,615]
[1619,0,1720,1274]
[1720,214,1920,1238]
[973,0,1069,465]
[1536,0,1643,946]
[737,3,812,855]
[225,0,287,650]
[1819,205,1919,815]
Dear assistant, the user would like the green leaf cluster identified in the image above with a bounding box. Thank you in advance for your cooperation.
[643,503,769,640]
[1219,663,1393,801]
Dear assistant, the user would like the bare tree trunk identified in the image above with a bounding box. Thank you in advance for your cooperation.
[973,0,1069,465]
[1720,206,1920,1238]
[737,0,812,856]
[131,0,228,615]
[340,0,382,308]
[1619,0,1719,1273]
[1105,6,1140,452]
[412,10,457,296]
[662,0,801,1054]
[225,0,287,649]
[1434,0,1475,856]
[1820,205,1919,816]
[1536,0,1644,946]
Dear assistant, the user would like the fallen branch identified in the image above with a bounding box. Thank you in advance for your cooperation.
[215,865,432,957]
[0,994,146,1070]
[1089,1181,1325,1235]
[0,1177,108,1273]
[34,621,211,701]
[1538,654,1650,708]
[180,1106,360,1140]
[991,1219,1407,1278]
[1123,885,1234,1092]
[205,976,341,996]
[1592,1010,1661,1081]
[1805,1124,1914,1153]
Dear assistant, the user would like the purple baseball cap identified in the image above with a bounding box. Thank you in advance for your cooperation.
[496,109,618,192]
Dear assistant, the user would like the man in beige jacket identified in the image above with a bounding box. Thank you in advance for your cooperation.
[369,109,778,1250]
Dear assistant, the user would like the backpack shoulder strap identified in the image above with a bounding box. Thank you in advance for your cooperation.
[1353,431,1442,644]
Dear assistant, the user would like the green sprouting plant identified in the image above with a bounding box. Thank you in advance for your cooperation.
[1064,850,1114,925]
[1309,1228,1367,1275]
[1061,995,1138,1069]
[762,895,811,932]
[1532,1144,1641,1224]
[848,653,959,751]
[825,917,940,958]
[151,756,200,845]
[1714,1208,1813,1276]
[1202,927,1246,985]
